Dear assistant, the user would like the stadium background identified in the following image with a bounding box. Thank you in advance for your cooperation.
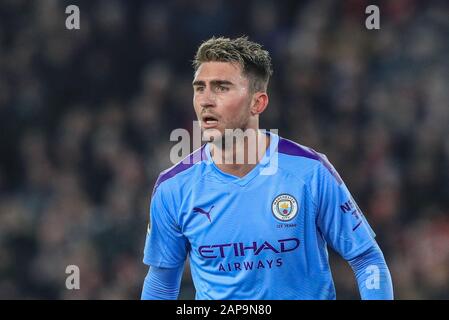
[0,0,448,299]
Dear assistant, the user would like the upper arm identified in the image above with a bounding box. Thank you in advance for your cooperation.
[313,160,376,260]
[143,184,189,268]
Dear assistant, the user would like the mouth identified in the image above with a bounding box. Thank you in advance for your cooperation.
[201,114,219,129]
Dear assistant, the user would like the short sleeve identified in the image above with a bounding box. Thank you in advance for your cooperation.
[314,159,376,260]
[143,184,189,268]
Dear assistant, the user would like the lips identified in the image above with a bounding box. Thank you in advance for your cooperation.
[201,114,219,129]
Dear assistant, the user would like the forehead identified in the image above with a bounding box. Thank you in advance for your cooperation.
[193,61,247,83]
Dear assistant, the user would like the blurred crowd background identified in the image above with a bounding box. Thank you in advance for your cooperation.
[1,0,448,299]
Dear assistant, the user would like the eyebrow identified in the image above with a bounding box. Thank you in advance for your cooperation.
[192,80,234,87]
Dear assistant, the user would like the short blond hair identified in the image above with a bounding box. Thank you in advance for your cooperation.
[193,36,273,93]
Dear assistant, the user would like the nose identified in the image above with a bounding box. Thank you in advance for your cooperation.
[197,88,216,109]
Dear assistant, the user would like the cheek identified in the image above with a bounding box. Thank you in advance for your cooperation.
[223,94,250,115]
[193,96,201,114]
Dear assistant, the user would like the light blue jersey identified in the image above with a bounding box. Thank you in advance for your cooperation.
[143,132,376,299]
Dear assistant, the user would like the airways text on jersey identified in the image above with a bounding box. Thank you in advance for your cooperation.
[198,238,300,272]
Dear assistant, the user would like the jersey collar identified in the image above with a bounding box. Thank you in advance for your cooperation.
[204,130,279,187]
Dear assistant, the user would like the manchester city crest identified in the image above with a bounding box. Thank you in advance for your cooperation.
[272,194,298,221]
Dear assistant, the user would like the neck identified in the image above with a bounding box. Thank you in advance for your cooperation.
[210,129,270,178]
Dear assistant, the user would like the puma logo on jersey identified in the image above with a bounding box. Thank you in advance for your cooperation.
[193,206,214,223]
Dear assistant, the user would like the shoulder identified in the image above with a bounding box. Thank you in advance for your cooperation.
[277,136,343,185]
[152,144,209,197]
[278,136,325,161]
[277,136,326,171]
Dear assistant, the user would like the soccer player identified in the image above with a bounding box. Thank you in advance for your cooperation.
[141,36,393,300]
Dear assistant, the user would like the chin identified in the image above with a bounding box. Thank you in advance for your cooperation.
[202,128,224,143]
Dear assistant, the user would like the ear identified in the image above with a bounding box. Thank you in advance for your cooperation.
[250,92,269,116]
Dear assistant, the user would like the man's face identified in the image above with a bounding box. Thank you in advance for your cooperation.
[192,61,253,141]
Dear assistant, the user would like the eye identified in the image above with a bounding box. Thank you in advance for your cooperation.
[194,86,205,92]
[216,85,229,92]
